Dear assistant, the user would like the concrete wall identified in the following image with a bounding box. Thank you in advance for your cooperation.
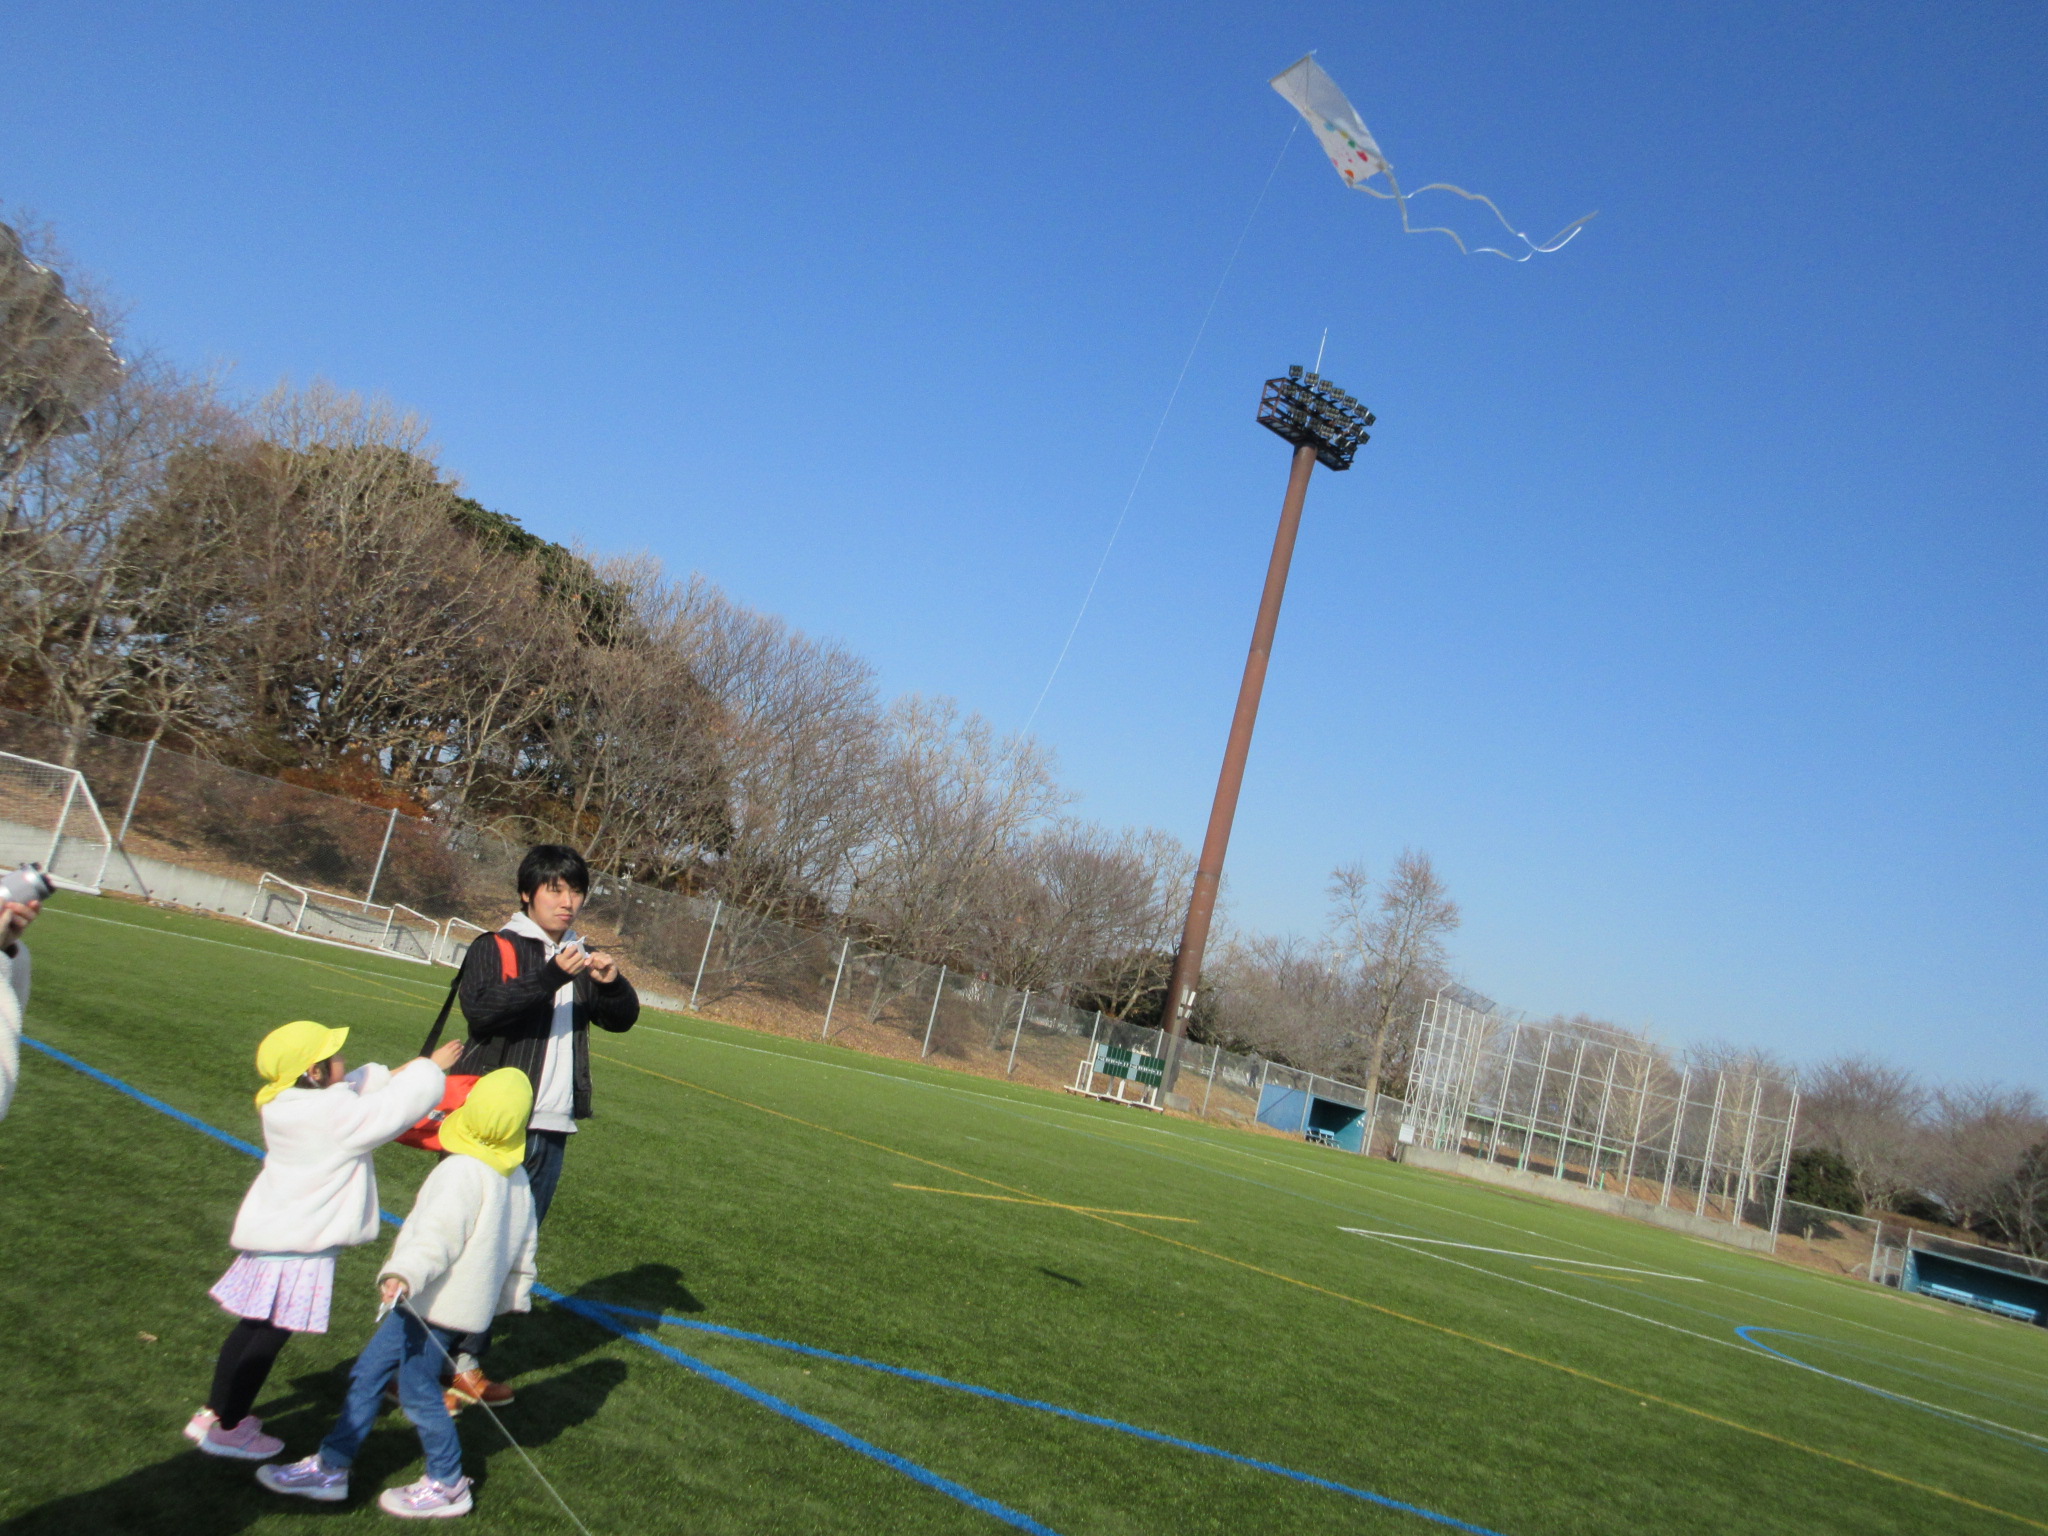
[1402,1145,1777,1253]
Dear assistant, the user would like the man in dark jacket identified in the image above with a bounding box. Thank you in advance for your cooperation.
[446,843,637,1406]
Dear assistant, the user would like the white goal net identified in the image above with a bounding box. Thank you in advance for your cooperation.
[0,750,112,893]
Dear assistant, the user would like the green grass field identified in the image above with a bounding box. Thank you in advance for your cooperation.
[2,895,2045,1535]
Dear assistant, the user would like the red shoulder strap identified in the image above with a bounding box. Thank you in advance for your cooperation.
[494,933,519,979]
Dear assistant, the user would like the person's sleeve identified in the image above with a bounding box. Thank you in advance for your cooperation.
[5,943,26,1019]
[459,936,572,1039]
[0,952,19,1124]
[498,1206,539,1316]
[381,1162,478,1298]
[589,973,638,1034]
[330,1059,446,1153]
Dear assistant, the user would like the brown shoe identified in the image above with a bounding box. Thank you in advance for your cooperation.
[447,1369,514,1408]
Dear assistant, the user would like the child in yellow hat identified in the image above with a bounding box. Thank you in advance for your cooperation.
[259,1069,539,1518]
[186,1021,461,1462]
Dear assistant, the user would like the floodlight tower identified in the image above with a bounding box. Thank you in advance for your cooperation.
[1157,366,1374,1089]
[0,220,123,483]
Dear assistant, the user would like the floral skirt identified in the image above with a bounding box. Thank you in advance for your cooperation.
[209,1253,335,1333]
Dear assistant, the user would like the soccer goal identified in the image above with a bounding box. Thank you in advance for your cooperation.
[0,750,113,893]
[245,872,437,963]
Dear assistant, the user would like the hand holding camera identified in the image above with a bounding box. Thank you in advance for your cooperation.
[0,863,51,948]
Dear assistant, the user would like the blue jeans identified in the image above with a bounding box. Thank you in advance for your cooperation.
[455,1128,565,1365]
[321,1309,464,1485]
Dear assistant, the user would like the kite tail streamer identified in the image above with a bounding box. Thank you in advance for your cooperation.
[1375,170,1597,262]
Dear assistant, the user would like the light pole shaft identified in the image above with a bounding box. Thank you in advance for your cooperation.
[1160,440,1319,1085]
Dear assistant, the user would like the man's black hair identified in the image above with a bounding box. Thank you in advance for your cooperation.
[518,844,591,903]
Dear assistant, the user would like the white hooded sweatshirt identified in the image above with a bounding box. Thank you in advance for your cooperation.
[228,1058,446,1255]
[381,1154,538,1334]
[0,942,30,1123]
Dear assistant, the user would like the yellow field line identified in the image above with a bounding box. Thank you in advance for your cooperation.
[592,1050,2047,1534]
[892,1182,1197,1222]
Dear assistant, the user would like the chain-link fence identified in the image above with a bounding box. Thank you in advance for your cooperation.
[1403,990,1800,1237]
[0,706,1388,1146]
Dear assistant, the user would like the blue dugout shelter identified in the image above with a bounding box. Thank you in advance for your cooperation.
[1903,1239,2048,1326]
[1257,1077,1369,1153]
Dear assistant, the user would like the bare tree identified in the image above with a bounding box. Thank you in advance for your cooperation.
[1922,1085,2048,1235]
[1329,850,1461,1104]
[1795,1055,1930,1211]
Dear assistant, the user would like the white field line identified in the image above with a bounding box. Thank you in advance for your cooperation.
[1349,1229,2048,1446]
[47,903,2048,1390]
[1338,1228,1700,1280]
[43,905,446,989]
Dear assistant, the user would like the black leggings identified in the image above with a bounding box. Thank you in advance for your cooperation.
[206,1318,293,1430]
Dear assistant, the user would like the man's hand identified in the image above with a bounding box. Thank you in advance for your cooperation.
[380,1276,409,1305]
[586,949,618,984]
[1,898,39,948]
[554,943,592,978]
[428,1039,465,1071]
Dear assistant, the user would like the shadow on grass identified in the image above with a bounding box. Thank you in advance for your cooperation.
[0,1267,695,1535]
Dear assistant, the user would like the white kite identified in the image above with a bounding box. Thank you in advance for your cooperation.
[1270,54,1594,261]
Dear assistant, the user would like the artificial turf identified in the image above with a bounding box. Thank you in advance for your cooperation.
[1,895,2045,1535]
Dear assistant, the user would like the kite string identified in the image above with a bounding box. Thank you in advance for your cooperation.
[1020,121,1298,736]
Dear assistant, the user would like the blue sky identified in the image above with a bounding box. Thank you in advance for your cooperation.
[6,2,2043,1085]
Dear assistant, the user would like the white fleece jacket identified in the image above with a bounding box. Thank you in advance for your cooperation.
[228,1058,447,1254]
[380,1154,538,1335]
[0,943,30,1124]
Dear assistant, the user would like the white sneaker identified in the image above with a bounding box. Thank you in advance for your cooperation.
[198,1415,284,1461]
[378,1474,473,1518]
[182,1408,218,1446]
[256,1453,350,1502]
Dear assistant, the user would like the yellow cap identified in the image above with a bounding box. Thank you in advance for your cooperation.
[438,1068,533,1175]
[254,1020,350,1107]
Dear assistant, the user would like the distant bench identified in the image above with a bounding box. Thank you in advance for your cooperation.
[1921,1281,2039,1323]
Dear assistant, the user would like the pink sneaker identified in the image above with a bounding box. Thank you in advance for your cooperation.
[198,1415,284,1461]
[378,1474,473,1518]
[182,1408,218,1446]
[257,1453,350,1502]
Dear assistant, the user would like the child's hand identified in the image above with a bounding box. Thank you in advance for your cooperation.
[380,1277,410,1305]
[429,1040,466,1071]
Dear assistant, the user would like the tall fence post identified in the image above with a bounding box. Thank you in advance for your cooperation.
[1767,1083,1799,1242]
[1661,1069,1692,1209]
[1554,1037,1589,1181]
[690,899,723,1011]
[116,737,155,845]
[821,937,851,1038]
[1201,1037,1220,1115]
[920,965,947,1058]
[364,806,399,906]
[1079,1009,1102,1087]
[1694,1071,1728,1217]
[1005,989,1032,1076]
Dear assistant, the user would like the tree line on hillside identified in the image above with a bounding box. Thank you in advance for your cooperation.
[1790,1058,2048,1256]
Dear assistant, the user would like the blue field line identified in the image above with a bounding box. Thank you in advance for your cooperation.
[21,1037,265,1158]
[579,1300,1511,1534]
[23,1036,1062,1536]
[25,1034,1513,1536]
[542,1293,1059,1536]
[1735,1327,2048,1456]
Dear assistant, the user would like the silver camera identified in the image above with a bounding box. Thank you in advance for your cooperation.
[0,863,56,907]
